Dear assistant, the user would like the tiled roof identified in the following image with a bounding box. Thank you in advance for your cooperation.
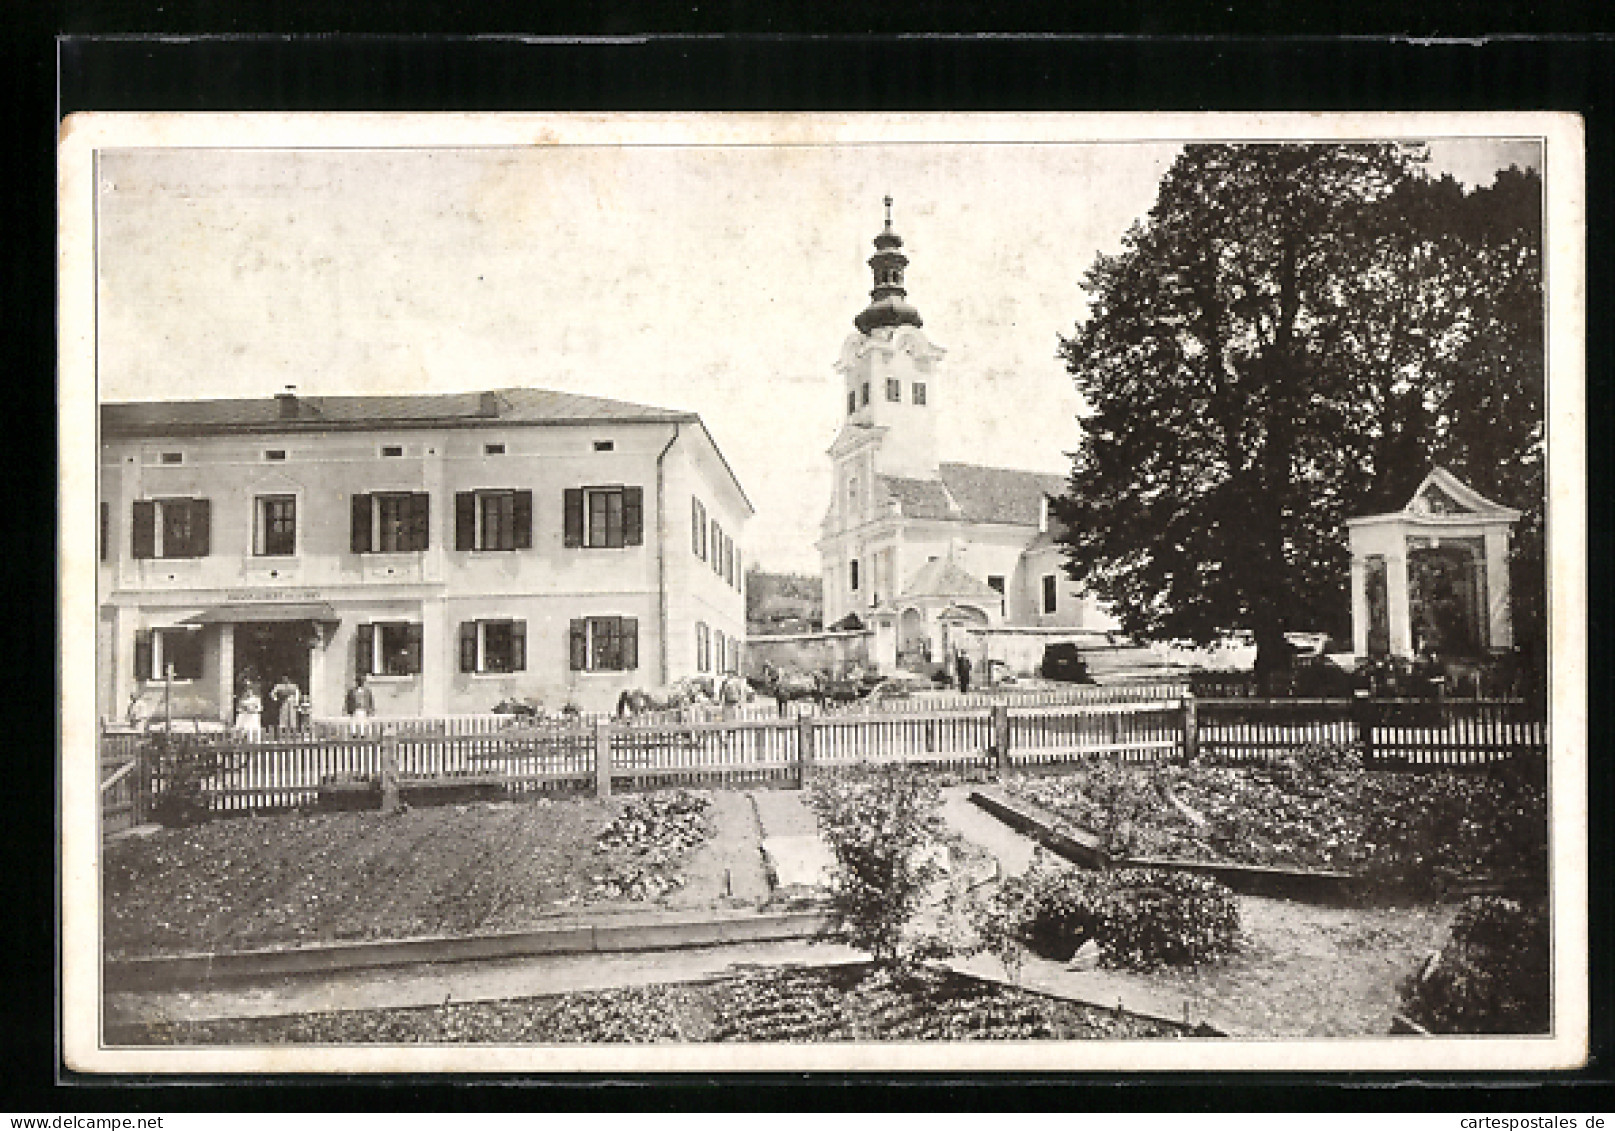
[879,462,1068,526]
[902,555,1001,600]
[101,386,698,435]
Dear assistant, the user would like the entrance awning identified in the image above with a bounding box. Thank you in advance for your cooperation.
[181,602,340,626]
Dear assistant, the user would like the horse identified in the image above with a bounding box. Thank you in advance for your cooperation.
[755,664,826,716]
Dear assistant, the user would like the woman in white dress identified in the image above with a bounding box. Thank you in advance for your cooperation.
[236,680,263,735]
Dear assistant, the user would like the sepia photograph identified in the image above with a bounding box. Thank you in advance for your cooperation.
[58,112,1586,1074]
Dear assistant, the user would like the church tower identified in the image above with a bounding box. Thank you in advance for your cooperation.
[832,197,946,481]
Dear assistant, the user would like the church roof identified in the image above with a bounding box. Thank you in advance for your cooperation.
[879,462,1068,526]
[902,555,1001,600]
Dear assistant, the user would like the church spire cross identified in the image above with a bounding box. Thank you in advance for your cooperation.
[884,195,893,229]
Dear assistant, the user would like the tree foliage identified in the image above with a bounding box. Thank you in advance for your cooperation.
[1055,145,1544,674]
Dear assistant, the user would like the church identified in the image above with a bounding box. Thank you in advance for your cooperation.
[816,201,1115,677]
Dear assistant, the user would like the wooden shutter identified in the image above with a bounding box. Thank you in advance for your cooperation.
[623,486,643,546]
[191,499,211,557]
[134,629,153,681]
[459,622,477,673]
[408,493,430,550]
[621,618,638,670]
[131,500,155,559]
[512,490,533,549]
[510,621,526,671]
[403,623,423,674]
[569,619,587,671]
[356,624,375,677]
[563,489,584,548]
[350,493,372,553]
[692,498,702,556]
[456,492,475,551]
[99,502,109,562]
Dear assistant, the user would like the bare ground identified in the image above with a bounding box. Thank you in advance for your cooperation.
[103,790,770,959]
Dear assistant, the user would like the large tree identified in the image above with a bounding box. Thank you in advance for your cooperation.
[1055,144,1543,680]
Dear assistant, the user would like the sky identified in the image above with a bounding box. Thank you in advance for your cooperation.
[96,134,1541,572]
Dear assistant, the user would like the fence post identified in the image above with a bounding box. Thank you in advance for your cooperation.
[991,704,1011,777]
[1181,693,1198,762]
[1353,689,1376,766]
[797,715,816,790]
[595,719,613,799]
[380,723,400,813]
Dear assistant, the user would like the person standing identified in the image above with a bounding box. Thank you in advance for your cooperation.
[955,650,973,694]
[235,680,263,735]
[346,671,375,720]
[270,674,301,731]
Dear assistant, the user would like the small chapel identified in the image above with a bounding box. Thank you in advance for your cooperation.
[816,200,1115,676]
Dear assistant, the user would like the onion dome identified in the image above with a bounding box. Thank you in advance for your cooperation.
[854,196,924,334]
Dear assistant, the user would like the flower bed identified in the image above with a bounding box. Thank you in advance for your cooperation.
[1003,755,1546,888]
[110,964,1197,1045]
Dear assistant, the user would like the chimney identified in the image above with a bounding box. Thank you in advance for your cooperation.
[480,391,502,417]
[276,385,299,420]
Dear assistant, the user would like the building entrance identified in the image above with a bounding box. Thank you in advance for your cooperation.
[232,621,313,720]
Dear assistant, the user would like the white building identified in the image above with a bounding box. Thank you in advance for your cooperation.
[816,202,1114,675]
[99,386,750,722]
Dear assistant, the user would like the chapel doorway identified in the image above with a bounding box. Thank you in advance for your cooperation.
[1407,544,1486,658]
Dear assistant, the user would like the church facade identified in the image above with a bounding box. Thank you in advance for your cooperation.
[816,202,1114,676]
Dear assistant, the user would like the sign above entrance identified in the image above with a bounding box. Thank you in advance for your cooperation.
[225,588,324,603]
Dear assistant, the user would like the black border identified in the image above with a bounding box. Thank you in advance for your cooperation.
[15,24,1612,1113]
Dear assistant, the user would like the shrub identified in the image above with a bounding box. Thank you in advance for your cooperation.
[1400,896,1549,1034]
[809,764,948,968]
[983,857,1240,971]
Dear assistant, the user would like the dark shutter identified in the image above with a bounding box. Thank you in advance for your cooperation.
[410,492,430,550]
[623,486,643,546]
[99,502,109,562]
[563,489,583,548]
[356,624,374,678]
[456,492,475,551]
[350,494,372,553]
[459,622,478,673]
[692,498,702,555]
[191,499,211,557]
[404,623,423,674]
[569,619,586,671]
[622,617,638,670]
[510,621,526,671]
[134,629,153,681]
[131,500,155,559]
[512,490,533,549]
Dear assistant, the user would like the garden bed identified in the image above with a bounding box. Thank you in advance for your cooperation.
[102,790,767,960]
[108,963,1201,1044]
[1001,757,1546,893]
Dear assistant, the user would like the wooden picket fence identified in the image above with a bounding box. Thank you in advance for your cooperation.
[101,690,1547,826]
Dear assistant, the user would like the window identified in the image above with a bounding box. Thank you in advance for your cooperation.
[714,629,726,674]
[695,621,711,672]
[711,520,723,574]
[130,498,210,559]
[570,616,639,672]
[593,440,615,452]
[847,390,857,415]
[352,492,430,553]
[987,575,1006,594]
[564,487,643,549]
[460,619,526,674]
[850,559,860,592]
[160,451,184,464]
[886,378,901,402]
[692,498,707,559]
[861,382,870,407]
[912,382,927,405]
[264,449,287,461]
[455,490,532,551]
[99,501,108,562]
[357,622,423,677]
[381,445,404,458]
[484,442,505,455]
[135,627,203,682]
[1042,574,1058,615]
[254,495,297,556]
